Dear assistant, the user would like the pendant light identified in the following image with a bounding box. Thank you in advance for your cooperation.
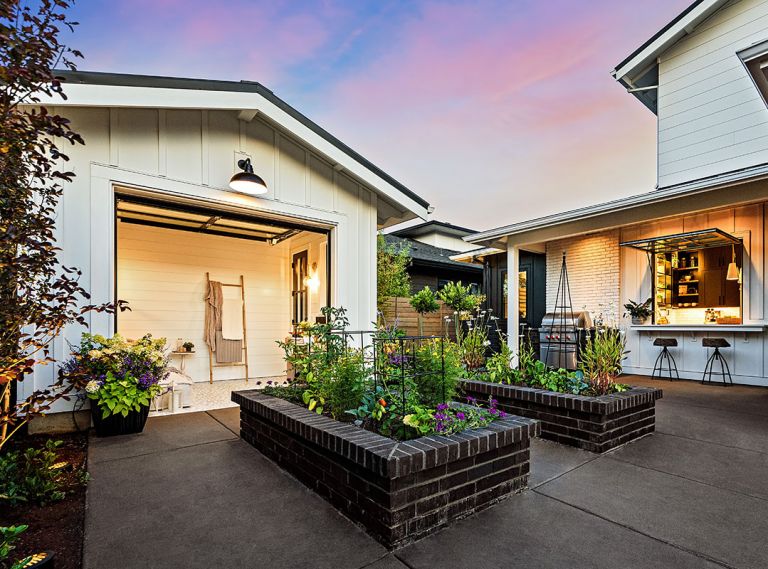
[726,244,739,281]
[229,158,268,195]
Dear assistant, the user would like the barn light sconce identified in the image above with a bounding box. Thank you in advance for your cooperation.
[229,158,268,195]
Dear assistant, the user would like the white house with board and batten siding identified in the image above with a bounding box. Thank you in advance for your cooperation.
[26,70,429,427]
[468,0,768,387]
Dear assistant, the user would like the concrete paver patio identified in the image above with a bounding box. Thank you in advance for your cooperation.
[84,376,768,569]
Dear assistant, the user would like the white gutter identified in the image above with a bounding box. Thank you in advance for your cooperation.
[611,0,724,82]
[467,162,768,244]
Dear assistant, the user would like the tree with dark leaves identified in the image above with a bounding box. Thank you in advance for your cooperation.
[0,0,126,449]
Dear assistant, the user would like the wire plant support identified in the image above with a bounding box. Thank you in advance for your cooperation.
[542,252,577,370]
[286,327,450,421]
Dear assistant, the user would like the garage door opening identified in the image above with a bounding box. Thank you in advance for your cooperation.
[115,192,331,415]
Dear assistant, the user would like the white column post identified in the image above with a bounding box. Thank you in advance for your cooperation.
[507,243,520,364]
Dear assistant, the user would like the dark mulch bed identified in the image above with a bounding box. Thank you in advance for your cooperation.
[0,432,88,569]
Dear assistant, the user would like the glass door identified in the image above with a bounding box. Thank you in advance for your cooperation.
[291,250,308,326]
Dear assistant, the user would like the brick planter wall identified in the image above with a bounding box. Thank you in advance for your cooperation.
[233,391,539,548]
[460,380,662,453]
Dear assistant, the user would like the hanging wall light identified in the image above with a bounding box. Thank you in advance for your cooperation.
[229,158,268,195]
[726,244,739,281]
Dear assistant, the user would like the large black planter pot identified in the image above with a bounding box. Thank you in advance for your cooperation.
[91,404,150,437]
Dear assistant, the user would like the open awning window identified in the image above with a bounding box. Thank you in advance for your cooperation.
[620,228,742,254]
[116,195,327,243]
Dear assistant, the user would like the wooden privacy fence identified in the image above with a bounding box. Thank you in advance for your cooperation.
[380,297,455,338]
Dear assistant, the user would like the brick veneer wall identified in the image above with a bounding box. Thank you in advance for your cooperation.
[461,380,662,453]
[233,391,539,548]
[546,230,620,324]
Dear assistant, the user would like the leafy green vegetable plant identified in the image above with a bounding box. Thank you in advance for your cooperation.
[1,525,29,569]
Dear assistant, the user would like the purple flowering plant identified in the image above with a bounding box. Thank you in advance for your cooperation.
[403,397,505,437]
[61,333,170,418]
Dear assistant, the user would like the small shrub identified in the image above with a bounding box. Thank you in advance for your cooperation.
[0,440,71,507]
[1,525,29,569]
[320,350,368,420]
[377,234,411,310]
[486,339,514,384]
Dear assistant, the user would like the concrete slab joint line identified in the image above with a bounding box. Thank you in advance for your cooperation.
[85,377,768,568]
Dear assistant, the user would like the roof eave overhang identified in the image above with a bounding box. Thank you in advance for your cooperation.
[39,80,429,221]
[466,163,768,248]
[611,0,726,113]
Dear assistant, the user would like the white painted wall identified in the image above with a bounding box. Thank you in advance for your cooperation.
[118,223,298,381]
[545,230,621,325]
[657,0,768,187]
[28,106,380,411]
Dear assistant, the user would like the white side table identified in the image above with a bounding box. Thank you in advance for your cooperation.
[170,350,195,372]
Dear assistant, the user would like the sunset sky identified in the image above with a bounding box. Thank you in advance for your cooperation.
[67,0,692,229]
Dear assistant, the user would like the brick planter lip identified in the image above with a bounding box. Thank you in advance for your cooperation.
[232,389,540,479]
[459,379,663,453]
[460,379,663,414]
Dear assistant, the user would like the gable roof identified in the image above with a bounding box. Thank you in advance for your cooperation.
[50,70,430,217]
[611,0,728,113]
[389,220,478,239]
[384,234,482,272]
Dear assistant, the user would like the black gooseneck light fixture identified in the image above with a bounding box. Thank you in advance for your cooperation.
[229,158,268,195]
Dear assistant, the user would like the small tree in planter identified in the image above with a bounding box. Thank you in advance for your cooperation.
[437,281,484,339]
[623,298,652,325]
[61,334,170,436]
[409,286,439,336]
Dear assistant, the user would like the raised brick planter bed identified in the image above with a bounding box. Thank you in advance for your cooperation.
[233,390,539,548]
[460,379,662,453]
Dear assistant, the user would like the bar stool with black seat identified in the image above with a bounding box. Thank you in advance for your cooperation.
[651,338,679,380]
[702,338,733,386]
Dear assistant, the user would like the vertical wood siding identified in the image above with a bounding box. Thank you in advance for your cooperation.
[30,106,379,408]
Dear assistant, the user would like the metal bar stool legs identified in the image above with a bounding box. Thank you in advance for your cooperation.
[652,338,679,380]
[701,338,733,386]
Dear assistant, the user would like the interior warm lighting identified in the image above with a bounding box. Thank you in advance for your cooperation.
[304,262,321,292]
[229,158,268,195]
[727,245,739,280]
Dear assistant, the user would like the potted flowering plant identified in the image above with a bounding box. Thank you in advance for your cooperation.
[61,333,170,436]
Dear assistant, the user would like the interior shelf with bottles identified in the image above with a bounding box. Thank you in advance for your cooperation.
[655,251,700,309]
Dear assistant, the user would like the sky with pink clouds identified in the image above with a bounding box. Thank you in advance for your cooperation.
[67,0,692,229]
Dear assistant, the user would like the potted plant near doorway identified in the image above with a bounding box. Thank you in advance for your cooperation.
[624,298,652,325]
[61,333,170,436]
